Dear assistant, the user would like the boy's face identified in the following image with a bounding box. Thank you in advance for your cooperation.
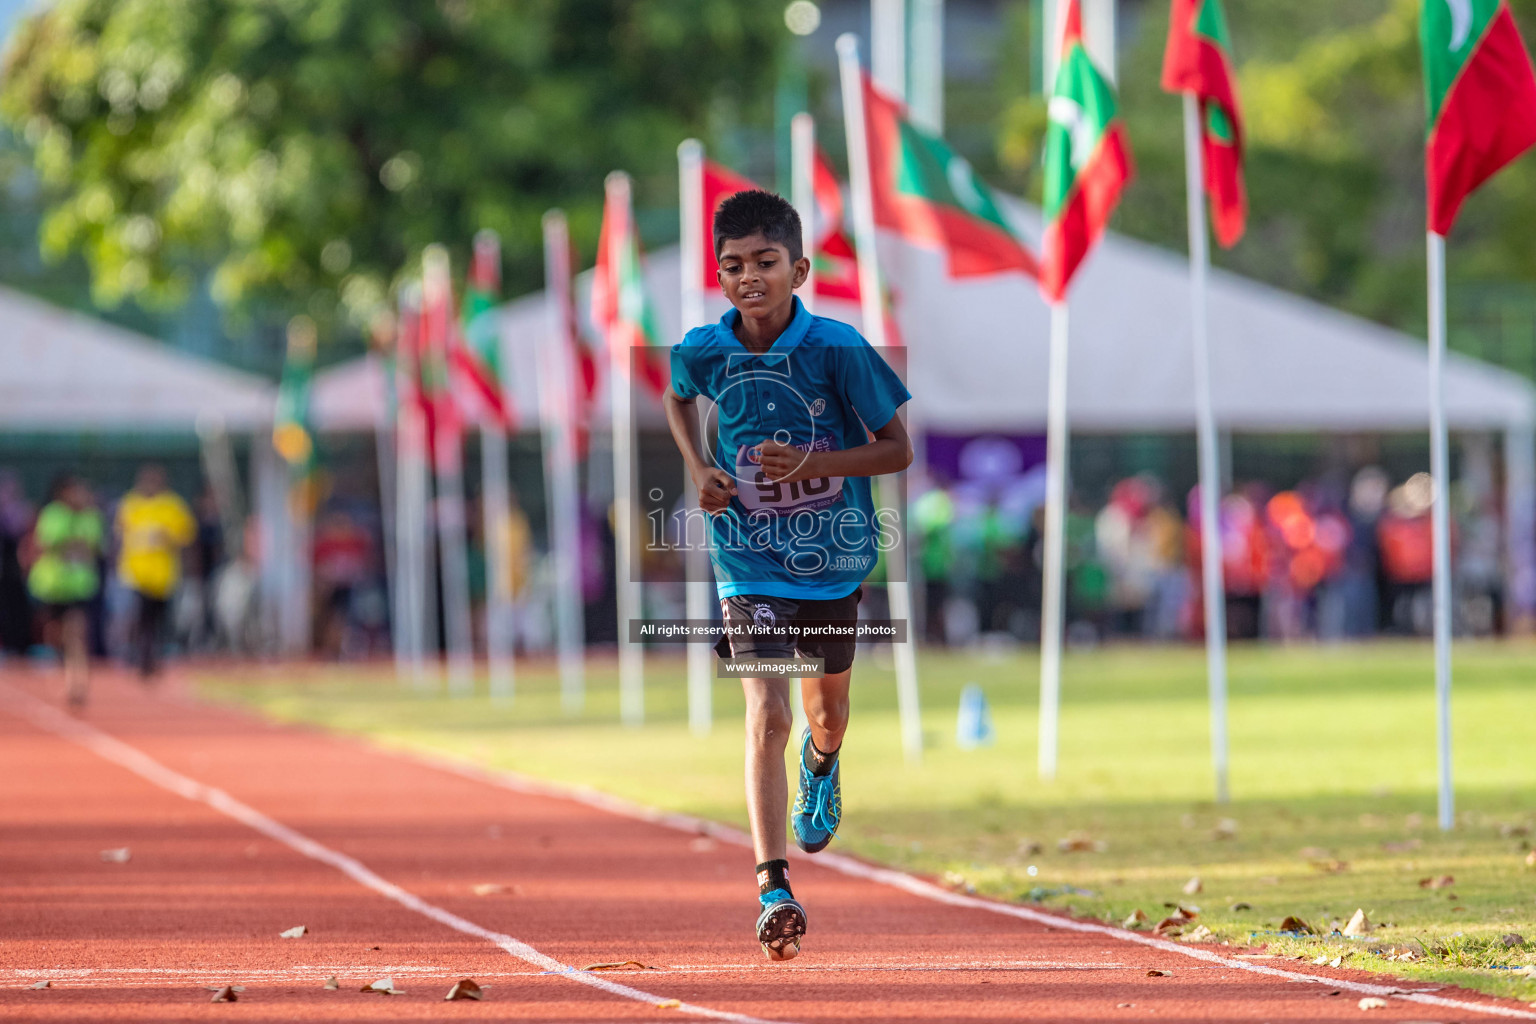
[715,233,809,321]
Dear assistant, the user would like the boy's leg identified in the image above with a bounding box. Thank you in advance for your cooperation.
[741,673,807,960]
[741,675,794,863]
[800,669,851,757]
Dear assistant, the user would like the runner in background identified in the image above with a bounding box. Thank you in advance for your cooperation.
[27,474,104,706]
[115,465,196,680]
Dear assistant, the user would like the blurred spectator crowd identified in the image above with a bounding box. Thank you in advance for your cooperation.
[913,466,1506,646]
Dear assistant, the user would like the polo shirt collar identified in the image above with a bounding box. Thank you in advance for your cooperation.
[716,296,811,366]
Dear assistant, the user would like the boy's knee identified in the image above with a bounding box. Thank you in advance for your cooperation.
[745,696,793,746]
[807,696,849,735]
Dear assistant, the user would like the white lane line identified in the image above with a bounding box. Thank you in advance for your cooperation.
[0,686,791,1024]
[400,745,1536,1021]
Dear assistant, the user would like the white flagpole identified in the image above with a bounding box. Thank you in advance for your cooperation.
[908,0,945,134]
[678,140,714,736]
[789,113,816,744]
[476,234,517,705]
[838,31,923,763]
[606,172,645,726]
[425,245,477,697]
[368,331,401,682]
[1182,93,1231,804]
[395,284,434,690]
[791,114,817,314]
[870,0,907,99]
[541,210,587,714]
[1038,300,1069,780]
[481,425,515,701]
[1427,229,1454,831]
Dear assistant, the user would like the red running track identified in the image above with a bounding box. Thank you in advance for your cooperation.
[1,668,1533,1024]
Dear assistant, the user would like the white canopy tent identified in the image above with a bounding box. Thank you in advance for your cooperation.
[309,225,1536,618]
[0,286,274,431]
[0,286,316,652]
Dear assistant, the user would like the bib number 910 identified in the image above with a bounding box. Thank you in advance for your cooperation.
[735,439,844,515]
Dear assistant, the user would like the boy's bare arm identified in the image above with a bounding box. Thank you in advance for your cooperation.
[663,387,737,514]
[756,413,913,484]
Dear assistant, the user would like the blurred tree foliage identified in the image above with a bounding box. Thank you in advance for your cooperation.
[0,0,783,337]
[998,0,1536,341]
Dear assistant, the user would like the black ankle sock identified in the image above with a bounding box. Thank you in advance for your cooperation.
[804,736,840,777]
[756,859,791,897]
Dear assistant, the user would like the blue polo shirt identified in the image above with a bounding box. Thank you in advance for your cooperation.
[671,297,911,600]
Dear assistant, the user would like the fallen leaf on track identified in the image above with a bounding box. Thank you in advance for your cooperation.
[1501,933,1527,947]
[1358,997,1388,1010]
[1183,925,1214,942]
[279,925,306,938]
[1329,956,1343,969]
[1229,901,1252,912]
[323,976,338,990]
[30,980,49,989]
[210,986,239,1003]
[1310,859,1350,874]
[1117,1002,1134,1008]
[1182,876,1202,895]
[361,978,404,995]
[444,979,482,1001]
[1121,909,1147,929]
[471,883,510,897]
[582,961,655,972]
[1418,875,1454,889]
[1146,969,1171,977]
[656,998,682,1009]
[100,847,131,863]
[1279,916,1314,934]
[1343,909,1372,937]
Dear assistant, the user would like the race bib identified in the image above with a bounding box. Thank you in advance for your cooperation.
[735,437,845,516]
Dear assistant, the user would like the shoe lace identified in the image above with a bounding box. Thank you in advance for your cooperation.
[801,762,838,833]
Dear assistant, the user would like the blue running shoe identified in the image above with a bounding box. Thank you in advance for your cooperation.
[792,729,841,853]
[755,888,806,961]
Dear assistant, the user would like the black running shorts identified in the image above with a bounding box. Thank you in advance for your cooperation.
[714,588,863,676]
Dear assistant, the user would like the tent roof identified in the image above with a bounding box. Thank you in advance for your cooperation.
[313,219,1536,435]
[0,286,275,432]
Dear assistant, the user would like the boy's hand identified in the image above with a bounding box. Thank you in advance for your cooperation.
[694,467,737,514]
[757,440,819,484]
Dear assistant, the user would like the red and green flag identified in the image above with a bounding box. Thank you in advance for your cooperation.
[811,148,862,301]
[419,247,465,472]
[1421,0,1536,235]
[592,179,669,399]
[1162,0,1246,247]
[861,75,1038,279]
[452,229,515,430]
[1039,0,1134,303]
[700,160,760,290]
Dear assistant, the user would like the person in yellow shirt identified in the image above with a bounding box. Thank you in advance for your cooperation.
[116,464,196,679]
[28,475,104,706]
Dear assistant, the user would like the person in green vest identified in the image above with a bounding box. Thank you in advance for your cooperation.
[27,474,104,707]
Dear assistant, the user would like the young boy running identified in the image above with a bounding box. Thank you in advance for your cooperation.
[664,190,911,961]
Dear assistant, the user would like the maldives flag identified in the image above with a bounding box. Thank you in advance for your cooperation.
[862,75,1038,279]
[811,148,862,301]
[1421,0,1536,234]
[700,160,759,290]
[1162,0,1247,247]
[1039,0,1134,303]
[420,248,465,472]
[452,229,515,429]
[592,180,669,399]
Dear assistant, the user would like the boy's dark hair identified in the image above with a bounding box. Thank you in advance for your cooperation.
[713,189,803,263]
